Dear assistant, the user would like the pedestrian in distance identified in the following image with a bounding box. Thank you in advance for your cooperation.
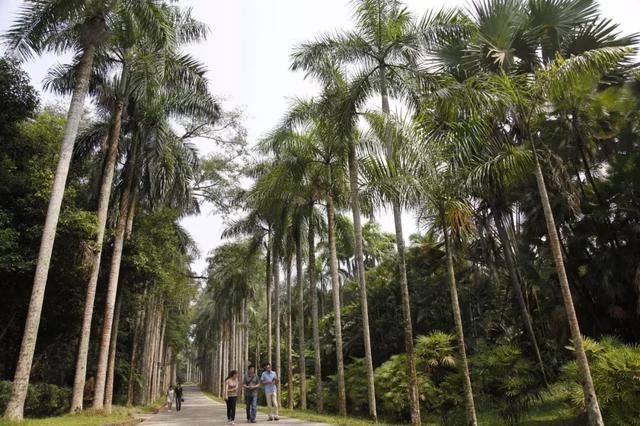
[224,370,239,424]
[243,364,260,423]
[260,363,279,421]
[175,383,183,411]
[163,385,175,412]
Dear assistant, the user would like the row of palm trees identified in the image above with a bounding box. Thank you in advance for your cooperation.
[195,0,636,425]
[3,0,219,420]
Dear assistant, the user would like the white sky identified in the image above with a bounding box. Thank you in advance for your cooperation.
[1,0,637,274]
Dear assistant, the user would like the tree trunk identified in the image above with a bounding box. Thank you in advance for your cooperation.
[532,144,603,426]
[4,43,97,421]
[348,144,376,421]
[295,236,307,410]
[391,201,421,426]
[307,220,323,412]
[380,62,420,425]
[327,195,347,416]
[92,166,133,410]
[493,209,547,383]
[442,212,477,426]
[266,233,273,364]
[126,298,144,407]
[273,249,282,406]
[71,99,125,413]
[104,287,122,410]
[286,259,294,409]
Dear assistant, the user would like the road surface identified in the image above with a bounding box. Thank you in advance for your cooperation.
[140,385,328,425]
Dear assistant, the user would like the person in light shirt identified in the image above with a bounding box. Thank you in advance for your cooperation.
[260,363,279,421]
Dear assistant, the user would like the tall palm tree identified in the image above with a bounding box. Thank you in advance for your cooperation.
[260,114,350,415]
[2,1,172,419]
[90,61,218,411]
[42,5,210,412]
[291,2,424,420]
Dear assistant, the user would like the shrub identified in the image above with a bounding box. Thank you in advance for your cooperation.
[0,381,71,417]
[375,353,434,421]
[562,336,640,425]
[472,344,544,425]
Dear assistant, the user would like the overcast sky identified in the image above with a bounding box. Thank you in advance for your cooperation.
[1,0,637,274]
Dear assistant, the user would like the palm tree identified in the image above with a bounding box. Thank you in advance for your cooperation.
[43,5,210,412]
[291,2,424,420]
[260,113,350,415]
[90,56,218,410]
[2,0,175,419]
[415,140,478,425]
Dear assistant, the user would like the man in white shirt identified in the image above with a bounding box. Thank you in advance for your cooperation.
[260,363,279,421]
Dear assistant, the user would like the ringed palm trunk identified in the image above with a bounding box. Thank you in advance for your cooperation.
[347,144,376,420]
[531,144,603,426]
[307,219,323,412]
[266,234,273,364]
[326,194,347,416]
[441,210,477,426]
[71,98,125,413]
[104,289,123,410]
[493,208,547,384]
[295,235,307,409]
[4,43,98,421]
[93,162,135,411]
[286,259,294,409]
[380,65,421,425]
[273,248,281,404]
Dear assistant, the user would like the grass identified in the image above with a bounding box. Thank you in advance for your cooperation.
[203,388,579,426]
[0,398,165,426]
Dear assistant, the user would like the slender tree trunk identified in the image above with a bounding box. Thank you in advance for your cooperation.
[273,249,282,406]
[308,219,323,412]
[531,143,603,426]
[441,213,477,426]
[104,288,122,410]
[348,145,376,421]
[4,43,98,421]
[286,259,294,409]
[71,99,125,413]
[295,236,307,410]
[92,165,134,410]
[126,299,144,407]
[266,234,273,364]
[493,209,547,383]
[380,63,420,425]
[391,201,421,425]
[327,195,347,416]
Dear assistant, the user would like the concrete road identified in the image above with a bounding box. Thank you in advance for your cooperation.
[140,385,328,426]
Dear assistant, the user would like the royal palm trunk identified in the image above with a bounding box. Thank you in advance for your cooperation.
[348,144,376,420]
[295,235,307,409]
[326,195,347,416]
[92,162,134,410]
[381,64,421,425]
[307,220,323,412]
[4,43,98,421]
[441,212,478,426]
[71,98,125,413]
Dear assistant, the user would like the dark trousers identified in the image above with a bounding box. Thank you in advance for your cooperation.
[226,396,237,420]
[245,393,257,420]
[175,395,182,411]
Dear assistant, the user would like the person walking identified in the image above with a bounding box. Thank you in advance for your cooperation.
[260,363,279,421]
[243,365,260,423]
[175,383,183,412]
[224,370,239,424]
[163,385,175,412]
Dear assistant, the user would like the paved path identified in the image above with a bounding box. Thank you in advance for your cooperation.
[140,385,328,426]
